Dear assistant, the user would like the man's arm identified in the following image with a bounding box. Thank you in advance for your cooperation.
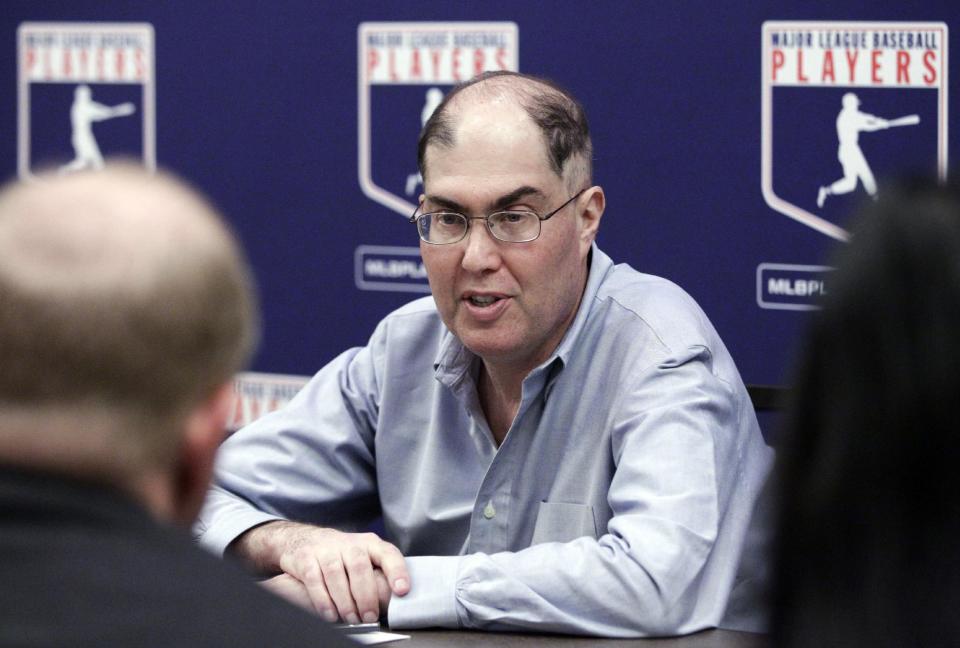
[389,349,773,636]
[195,336,407,621]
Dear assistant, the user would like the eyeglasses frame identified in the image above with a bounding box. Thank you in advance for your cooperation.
[409,187,589,245]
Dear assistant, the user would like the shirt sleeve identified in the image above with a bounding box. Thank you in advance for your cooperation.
[195,339,385,556]
[388,348,772,637]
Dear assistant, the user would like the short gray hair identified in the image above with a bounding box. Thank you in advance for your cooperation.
[417,71,593,186]
[0,165,259,470]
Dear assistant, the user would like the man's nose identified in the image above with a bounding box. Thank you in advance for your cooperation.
[460,219,502,273]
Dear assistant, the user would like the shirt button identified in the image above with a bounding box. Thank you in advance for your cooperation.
[482,501,496,519]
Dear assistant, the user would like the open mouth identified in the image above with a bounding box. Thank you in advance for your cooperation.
[468,295,501,307]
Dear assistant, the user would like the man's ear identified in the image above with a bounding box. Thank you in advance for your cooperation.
[577,186,605,256]
[170,382,233,527]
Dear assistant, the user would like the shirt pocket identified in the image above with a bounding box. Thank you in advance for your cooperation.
[530,501,598,545]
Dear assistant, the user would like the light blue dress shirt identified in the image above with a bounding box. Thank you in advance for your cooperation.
[196,246,773,637]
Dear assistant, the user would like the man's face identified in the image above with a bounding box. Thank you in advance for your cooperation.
[419,100,593,371]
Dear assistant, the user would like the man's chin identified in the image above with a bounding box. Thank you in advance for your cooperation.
[457,332,522,364]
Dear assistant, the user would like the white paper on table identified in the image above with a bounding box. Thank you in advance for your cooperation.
[348,630,410,645]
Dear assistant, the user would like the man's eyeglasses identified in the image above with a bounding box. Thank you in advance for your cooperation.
[410,188,588,245]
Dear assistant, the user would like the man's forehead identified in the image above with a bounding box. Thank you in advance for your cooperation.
[441,96,536,142]
[422,103,553,177]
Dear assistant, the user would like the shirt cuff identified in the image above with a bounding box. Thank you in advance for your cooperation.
[387,555,462,629]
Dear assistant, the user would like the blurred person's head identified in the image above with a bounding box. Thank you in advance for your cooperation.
[773,176,960,646]
[0,165,258,526]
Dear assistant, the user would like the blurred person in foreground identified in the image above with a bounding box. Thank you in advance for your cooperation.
[198,71,773,636]
[0,166,352,647]
[773,176,960,647]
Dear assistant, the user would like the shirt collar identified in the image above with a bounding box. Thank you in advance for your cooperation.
[433,243,613,387]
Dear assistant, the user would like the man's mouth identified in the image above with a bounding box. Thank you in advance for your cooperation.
[460,292,510,320]
[468,295,500,307]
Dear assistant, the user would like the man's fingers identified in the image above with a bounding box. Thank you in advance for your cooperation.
[259,574,313,612]
[318,554,360,623]
[270,526,407,622]
[343,544,380,622]
[367,537,410,595]
[374,569,392,611]
[279,552,339,622]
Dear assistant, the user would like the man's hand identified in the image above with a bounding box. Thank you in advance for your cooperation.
[261,570,393,619]
[232,521,410,623]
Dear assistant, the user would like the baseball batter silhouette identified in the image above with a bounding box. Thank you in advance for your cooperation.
[817,92,919,208]
[60,84,136,174]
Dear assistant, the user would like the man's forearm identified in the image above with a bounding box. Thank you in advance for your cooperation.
[229,519,307,575]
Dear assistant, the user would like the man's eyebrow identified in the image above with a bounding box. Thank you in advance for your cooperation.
[423,195,466,212]
[424,186,546,214]
[490,186,545,211]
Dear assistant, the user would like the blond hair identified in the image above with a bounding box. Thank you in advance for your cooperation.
[0,165,258,473]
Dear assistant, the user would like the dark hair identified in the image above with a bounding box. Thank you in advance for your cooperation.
[772,176,960,646]
[417,70,592,181]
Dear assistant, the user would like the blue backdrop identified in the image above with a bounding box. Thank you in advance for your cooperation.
[3,1,956,392]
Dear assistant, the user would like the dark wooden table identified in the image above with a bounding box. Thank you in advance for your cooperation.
[402,629,768,647]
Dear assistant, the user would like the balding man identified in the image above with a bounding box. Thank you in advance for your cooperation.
[0,167,352,647]
[198,72,773,636]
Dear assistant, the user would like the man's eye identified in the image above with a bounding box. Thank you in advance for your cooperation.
[496,212,533,225]
[435,213,461,226]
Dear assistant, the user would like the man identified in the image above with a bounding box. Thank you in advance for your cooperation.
[0,167,352,647]
[198,72,773,636]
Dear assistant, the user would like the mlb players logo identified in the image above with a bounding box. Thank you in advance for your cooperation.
[357,22,519,217]
[761,21,948,240]
[17,22,155,180]
[227,372,310,433]
[355,22,518,293]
